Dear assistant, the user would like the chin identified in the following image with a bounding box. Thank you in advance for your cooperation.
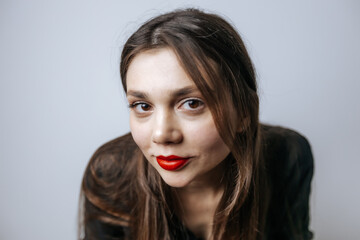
[159,172,193,188]
[164,180,189,188]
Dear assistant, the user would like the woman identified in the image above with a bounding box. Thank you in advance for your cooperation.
[80,9,313,240]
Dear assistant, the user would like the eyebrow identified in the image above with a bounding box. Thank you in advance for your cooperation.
[126,86,199,99]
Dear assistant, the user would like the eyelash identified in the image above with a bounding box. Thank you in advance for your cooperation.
[180,98,204,111]
[128,102,152,112]
[128,98,205,114]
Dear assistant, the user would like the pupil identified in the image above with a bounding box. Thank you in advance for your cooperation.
[189,100,199,108]
[141,104,150,111]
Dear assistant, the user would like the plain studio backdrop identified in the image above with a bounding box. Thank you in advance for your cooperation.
[1,0,359,239]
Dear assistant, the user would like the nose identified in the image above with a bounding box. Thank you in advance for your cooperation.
[152,110,183,145]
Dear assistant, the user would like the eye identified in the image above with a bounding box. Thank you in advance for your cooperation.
[181,99,204,111]
[129,102,152,113]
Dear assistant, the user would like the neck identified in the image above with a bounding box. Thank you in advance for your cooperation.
[172,160,227,239]
[178,158,227,193]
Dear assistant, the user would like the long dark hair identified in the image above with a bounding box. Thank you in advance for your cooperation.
[80,8,266,240]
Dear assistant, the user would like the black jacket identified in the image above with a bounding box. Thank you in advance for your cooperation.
[87,125,314,240]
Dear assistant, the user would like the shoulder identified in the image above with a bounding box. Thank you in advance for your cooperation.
[260,124,314,172]
[82,132,140,213]
[82,133,140,239]
[88,132,140,177]
[260,124,314,201]
[261,124,312,154]
[260,125,314,239]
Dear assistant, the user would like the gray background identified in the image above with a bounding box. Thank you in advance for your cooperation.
[1,0,359,239]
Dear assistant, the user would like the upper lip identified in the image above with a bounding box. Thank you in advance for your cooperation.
[156,155,190,160]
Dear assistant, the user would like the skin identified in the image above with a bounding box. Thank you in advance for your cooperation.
[126,48,236,238]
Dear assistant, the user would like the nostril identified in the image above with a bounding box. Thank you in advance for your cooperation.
[152,129,183,144]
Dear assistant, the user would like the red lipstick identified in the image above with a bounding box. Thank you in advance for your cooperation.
[156,155,189,171]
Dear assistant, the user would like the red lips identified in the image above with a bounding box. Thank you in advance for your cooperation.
[156,155,189,171]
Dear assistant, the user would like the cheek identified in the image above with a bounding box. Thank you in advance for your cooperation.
[187,118,229,154]
[129,117,150,150]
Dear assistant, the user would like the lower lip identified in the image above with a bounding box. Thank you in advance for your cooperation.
[156,157,189,171]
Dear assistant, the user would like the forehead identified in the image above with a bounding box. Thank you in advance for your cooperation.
[126,48,196,93]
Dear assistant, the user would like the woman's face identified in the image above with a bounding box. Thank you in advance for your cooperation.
[126,48,234,188]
